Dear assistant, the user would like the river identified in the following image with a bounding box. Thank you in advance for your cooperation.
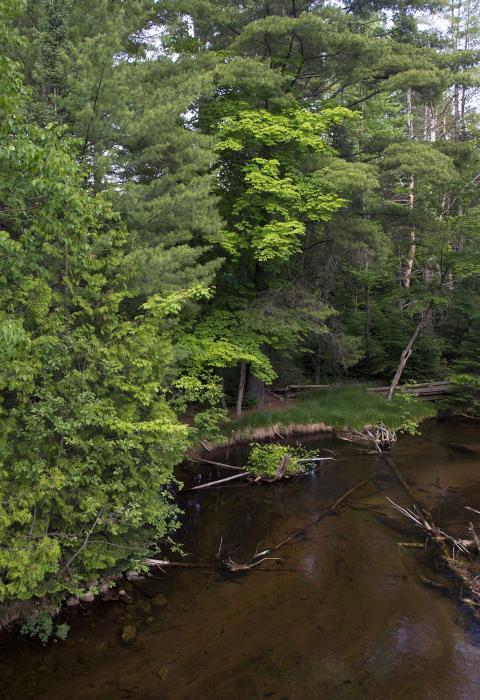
[2,418,480,699]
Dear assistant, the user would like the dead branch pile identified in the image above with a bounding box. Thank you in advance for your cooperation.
[339,423,397,452]
[388,498,480,617]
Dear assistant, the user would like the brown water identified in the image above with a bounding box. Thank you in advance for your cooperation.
[2,419,480,700]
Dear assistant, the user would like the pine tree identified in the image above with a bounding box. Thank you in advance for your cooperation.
[0,1,199,609]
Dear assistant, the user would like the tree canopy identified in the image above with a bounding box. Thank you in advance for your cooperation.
[1,0,480,616]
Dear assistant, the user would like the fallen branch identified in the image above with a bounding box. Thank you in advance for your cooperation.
[382,454,421,507]
[143,558,210,569]
[266,473,376,554]
[386,498,471,555]
[330,475,376,513]
[223,556,283,572]
[186,471,250,491]
[297,457,335,463]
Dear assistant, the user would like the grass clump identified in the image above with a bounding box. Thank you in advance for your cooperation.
[227,386,435,437]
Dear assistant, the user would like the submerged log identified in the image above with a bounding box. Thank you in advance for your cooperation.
[264,473,376,554]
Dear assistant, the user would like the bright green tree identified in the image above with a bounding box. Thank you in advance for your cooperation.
[0,2,198,612]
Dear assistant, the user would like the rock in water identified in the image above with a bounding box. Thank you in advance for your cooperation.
[151,593,167,609]
[121,625,137,646]
[66,596,80,607]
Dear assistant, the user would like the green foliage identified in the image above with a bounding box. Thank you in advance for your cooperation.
[20,612,69,644]
[246,443,304,479]
[0,8,192,607]
[215,106,353,263]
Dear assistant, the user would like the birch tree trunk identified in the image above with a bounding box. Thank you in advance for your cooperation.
[404,174,416,288]
[404,88,416,289]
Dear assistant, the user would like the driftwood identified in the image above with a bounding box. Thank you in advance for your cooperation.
[339,423,397,453]
[221,554,283,571]
[387,498,480,616]
[214,474,376,572]
[297,456,335,463]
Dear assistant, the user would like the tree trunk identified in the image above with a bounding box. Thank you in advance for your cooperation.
[404,174,416,288]
[430,103,436,142]
[387,302,434,400]
[247,372,266,409]
[403,88,416,289]
[364,253,372,367]
[454,83,460,137]
[236,360,248,417]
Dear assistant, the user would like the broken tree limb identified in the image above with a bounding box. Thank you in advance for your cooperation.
[261,453,290,483]
[143,559,210,568]
[222,555,283,572]
[186,471,250,491]
[329,474,376,513]
[386,498,471,554]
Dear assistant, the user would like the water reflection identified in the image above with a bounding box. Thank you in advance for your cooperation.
[1,420,480,699]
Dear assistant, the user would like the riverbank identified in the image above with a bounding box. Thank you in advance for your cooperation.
[209,386,437,448]
[3,419,480,700]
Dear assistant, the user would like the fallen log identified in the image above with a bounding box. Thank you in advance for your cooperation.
[215,473,377,573]
[187,451,336,489]
[273,380,454,401]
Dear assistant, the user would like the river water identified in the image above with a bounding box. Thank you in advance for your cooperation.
[2,419,480,699]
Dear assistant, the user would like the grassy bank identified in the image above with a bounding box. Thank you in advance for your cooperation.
[221,386,436,442]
